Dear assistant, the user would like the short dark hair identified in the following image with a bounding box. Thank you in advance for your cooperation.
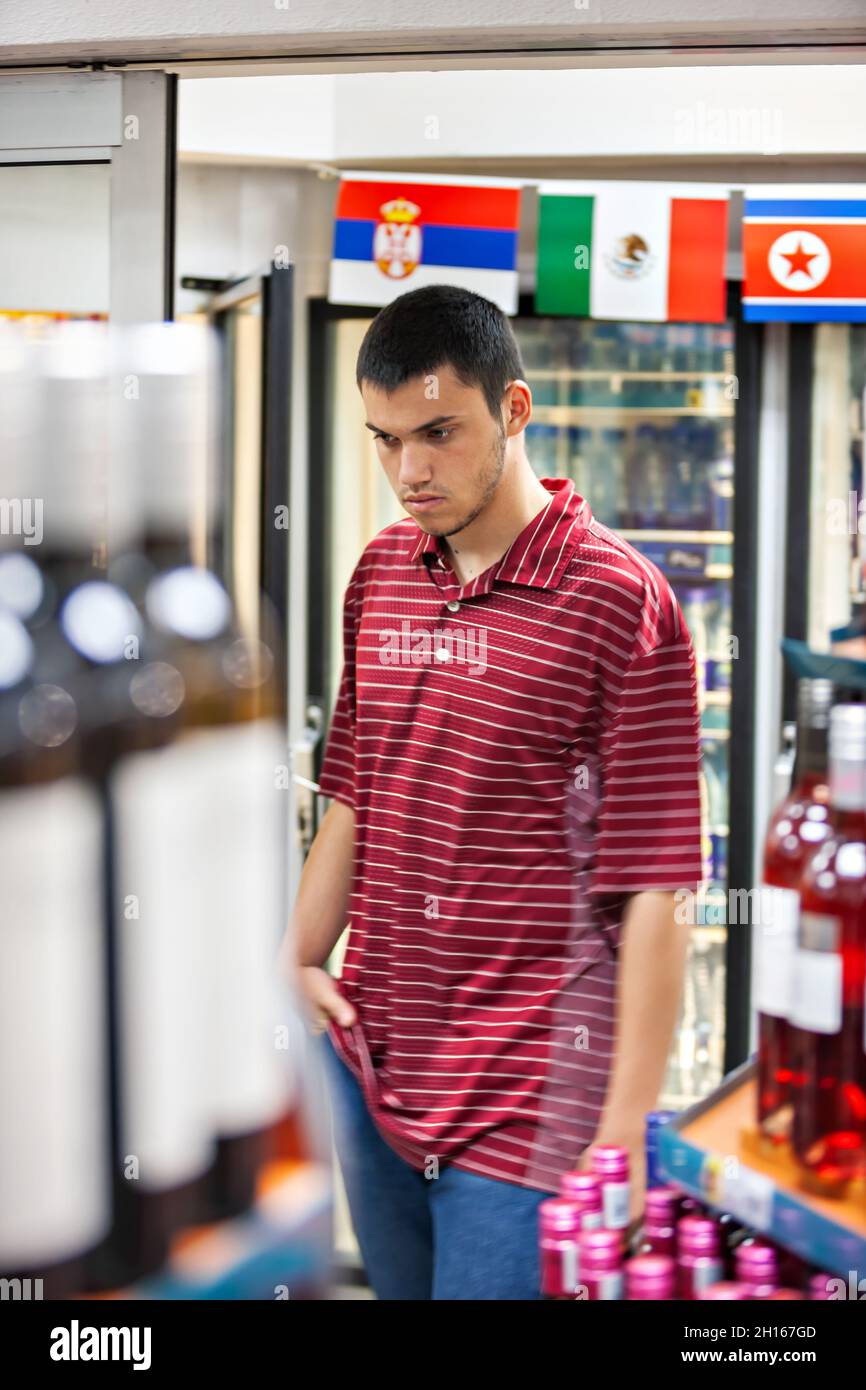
[355,284,524,421]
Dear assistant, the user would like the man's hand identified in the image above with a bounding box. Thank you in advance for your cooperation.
[296,964,357,1035]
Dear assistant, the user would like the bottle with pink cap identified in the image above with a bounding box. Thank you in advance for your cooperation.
[590,1144,631,1236]
[676,1215,724,1299]
[735,1240,779,1298]
[639,1185,680,1258]
[539,1198,582,1299]
[626,1254,676,1300]
[559,1170,604,1231]
[578,1228,624,1300]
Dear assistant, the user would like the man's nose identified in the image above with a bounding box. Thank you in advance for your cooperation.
[397,443,434,487]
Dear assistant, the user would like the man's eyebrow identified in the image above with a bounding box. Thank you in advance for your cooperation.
[364,414,460,436]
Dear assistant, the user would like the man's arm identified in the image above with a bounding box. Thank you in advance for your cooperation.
[583,889,690,1216]
[278,798,358,1030]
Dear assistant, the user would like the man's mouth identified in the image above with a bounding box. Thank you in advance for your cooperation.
[404,495,445,512]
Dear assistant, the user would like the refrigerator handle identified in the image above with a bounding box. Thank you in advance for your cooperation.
[291,703,324,858]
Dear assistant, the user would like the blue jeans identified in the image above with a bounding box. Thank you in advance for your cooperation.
[320,1031,556,1300]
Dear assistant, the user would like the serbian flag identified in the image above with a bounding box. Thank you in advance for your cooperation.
[743,185,866,321]
[328,172,522,314]
[535,181,729,322]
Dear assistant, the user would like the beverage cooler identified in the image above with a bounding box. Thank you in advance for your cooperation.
[783,321,866,685]
[307,289,764,1109]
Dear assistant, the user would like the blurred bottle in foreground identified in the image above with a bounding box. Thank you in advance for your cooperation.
[0,326,112,1297]
[756,680,833,1147]
[790,703,866,1194]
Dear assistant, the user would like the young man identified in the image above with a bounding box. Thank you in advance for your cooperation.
[288,284,703,1300]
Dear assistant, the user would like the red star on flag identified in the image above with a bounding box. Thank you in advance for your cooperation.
[780,240,819,279]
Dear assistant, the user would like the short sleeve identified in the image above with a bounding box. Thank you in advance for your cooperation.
[317,567,361,812]
[590,585,704,896]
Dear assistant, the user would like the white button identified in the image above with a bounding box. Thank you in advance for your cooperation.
[435,648,451,663]
[446,600,460,612]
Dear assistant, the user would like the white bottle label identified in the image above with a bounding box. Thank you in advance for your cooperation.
[602,1179,630,1229]
[790,915,843,1035]
[693,1257,723,1293]
[0,778,110,1265]
[561,1241,580,1295]
[112,739,217,1191]
[596,1270,624,1300]
[180,720,293,1135]
[112,720,293,1190]
[753,885,799,1018]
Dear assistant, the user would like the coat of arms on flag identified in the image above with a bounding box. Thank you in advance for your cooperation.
[372,197,422,280]
[743,185,866,321]
[328,173,522,313]
[535,181,729,323]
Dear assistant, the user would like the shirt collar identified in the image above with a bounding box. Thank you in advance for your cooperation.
[407,477,591,592]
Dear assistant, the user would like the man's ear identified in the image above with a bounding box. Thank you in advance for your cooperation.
[504,379,532,436]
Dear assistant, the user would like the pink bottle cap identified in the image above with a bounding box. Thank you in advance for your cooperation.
[644,1186,680,1219]
[579,1228,623,1270]
[539,1198,582,1237]
[560,1170,602,1204]
[591,1144,629,1180]
[678,1215,721,1255]
[626,1254,676,1298]
[736,1241,779,1281]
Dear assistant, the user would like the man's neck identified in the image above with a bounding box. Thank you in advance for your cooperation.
[444,462,552,588]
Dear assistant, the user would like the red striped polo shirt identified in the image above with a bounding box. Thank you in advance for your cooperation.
[319,476,703,1193]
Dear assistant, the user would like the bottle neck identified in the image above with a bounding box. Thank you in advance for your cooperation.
[829,752,866,815]
[792,723,828,787]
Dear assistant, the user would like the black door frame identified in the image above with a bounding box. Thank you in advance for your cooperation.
[209,262,293,693]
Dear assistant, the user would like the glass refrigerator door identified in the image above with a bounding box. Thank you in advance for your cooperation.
[516,316,736,1109]
[805,324,866,647]
[317,308,737,1114]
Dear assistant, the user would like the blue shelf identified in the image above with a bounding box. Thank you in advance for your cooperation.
[657,1061,866,1280]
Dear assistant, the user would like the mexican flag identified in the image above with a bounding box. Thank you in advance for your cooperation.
[535,181,729,322]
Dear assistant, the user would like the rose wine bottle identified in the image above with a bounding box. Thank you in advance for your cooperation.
[756,679,832,1143]
[578,1228,624,1300]
[539,1198,582,1298]
[639,1186,680,1258]
[590,1144,630,1246]
[735,1239,779,1298]
[790,704,866,1193]
[676,1215,724,1299]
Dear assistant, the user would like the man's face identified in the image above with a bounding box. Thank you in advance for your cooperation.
[361,364,508,538]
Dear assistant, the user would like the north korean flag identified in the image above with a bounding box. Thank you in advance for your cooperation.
[743,187,866,321]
